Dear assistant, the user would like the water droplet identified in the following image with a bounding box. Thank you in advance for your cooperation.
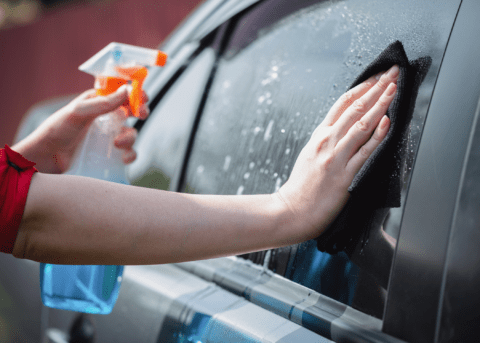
[306,68,312,73]
[258,96,265,104]
[223,156,231,171]
[253,126,262,135]
[223,80,231,89]
[273,173,278,178]
[266,159,271,165]
[285,148,291,155]
[196,165,204,174]
[296,112,301,117]
[249,162,255,170]
[274,178,282,192]
[267,99,273,105]
[266,92,271,98]
[237,186,244,195]
[281,129,285,133]
[244,172,250,180]
[264,120,274,141]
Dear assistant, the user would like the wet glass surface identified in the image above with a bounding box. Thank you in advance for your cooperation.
[128,49,216,190]
[183,0,460,317]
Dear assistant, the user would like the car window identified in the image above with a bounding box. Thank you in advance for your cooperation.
[181,0,460,319]
[128,48,216,190]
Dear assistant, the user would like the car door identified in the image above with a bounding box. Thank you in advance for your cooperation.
[9,0,475,342]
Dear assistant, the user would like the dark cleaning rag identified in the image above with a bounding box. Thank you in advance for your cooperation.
[316,40,431,255]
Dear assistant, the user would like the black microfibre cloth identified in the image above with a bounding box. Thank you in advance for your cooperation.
[316,41,431,255]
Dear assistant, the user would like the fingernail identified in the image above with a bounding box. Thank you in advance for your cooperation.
[386,83,397,96]
[375,72,384,80]
[388,65,399,78]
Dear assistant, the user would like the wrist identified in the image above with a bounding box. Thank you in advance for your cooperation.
[269,191,308,247]
[11,124,63,174]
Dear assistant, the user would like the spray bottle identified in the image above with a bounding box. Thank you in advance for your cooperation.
[39,42,167,314]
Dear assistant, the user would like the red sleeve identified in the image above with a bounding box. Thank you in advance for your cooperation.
[0,145,37,254]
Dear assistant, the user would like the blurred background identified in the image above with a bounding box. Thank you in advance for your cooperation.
[0,0,203,147]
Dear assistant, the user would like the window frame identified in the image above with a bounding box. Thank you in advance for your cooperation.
[383,1,480,341]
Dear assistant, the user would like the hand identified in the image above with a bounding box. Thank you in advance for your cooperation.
[13,85,149,174]
[276,65,399,241]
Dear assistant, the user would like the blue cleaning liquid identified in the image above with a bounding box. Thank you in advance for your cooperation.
[40,264,124,314]
[39,110,129,314]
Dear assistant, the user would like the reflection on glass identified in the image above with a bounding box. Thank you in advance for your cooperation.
[128,49,216,191]
[183,0,459,318]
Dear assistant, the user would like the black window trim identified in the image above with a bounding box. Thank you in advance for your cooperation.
[383,1,480,342]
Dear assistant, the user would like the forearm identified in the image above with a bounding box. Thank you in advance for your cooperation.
[13,173,299,265]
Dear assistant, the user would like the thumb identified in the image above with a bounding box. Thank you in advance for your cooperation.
[73,85,129,118]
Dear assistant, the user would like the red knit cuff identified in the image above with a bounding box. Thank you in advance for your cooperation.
[0,145,37,254]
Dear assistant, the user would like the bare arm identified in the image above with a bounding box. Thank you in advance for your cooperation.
[12,66,399,265]
[14,173,293,265]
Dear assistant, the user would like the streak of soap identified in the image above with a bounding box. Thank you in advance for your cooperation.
[223,156,231,171]
[236,185,244,195]
[264,120,274,141]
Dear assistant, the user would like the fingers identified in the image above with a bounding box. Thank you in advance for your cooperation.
[114,127,138,165]
[74,85,129,118]
[346,115,390,174]
[321,75,379,127]
[122,90,150,119]
[336,80,396,170]
[72,86,150,120]
[122,149,137,165]
[332,65,399,139]
[114,127,137,149]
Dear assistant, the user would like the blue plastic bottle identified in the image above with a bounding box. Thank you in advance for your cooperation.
[40,109,128,314]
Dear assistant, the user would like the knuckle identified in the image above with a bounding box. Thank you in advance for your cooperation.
[316,135,330,152]
[363,80,375,88]
[372,130,382,142]
[356,120,370,132]
[352,99,367,113]
[341,91,355,105]
[376,78,388,91]
[360,145,370,158]
[376,98,389,110]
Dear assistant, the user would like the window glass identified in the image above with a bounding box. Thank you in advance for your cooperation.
[128,49,216,190]
[182,0,460,318]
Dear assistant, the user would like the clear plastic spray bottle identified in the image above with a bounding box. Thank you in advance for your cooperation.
[39,42,167,314]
